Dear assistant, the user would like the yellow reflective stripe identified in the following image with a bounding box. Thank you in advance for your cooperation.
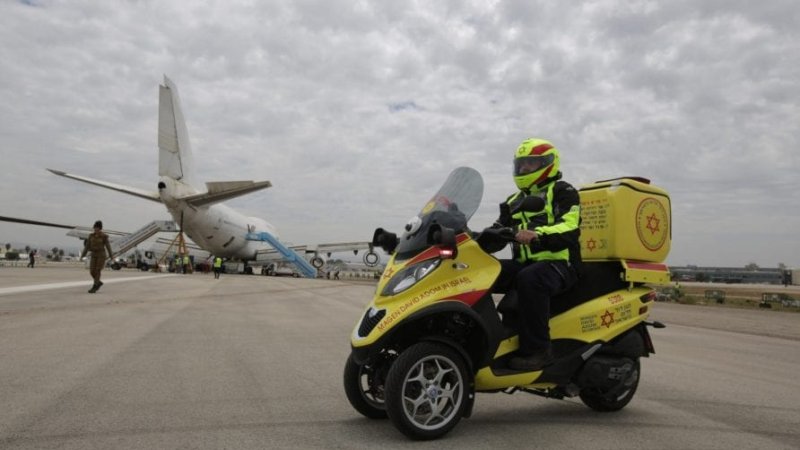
[535,205,580,235]
[508,183,577,264]
[528,249,569,261]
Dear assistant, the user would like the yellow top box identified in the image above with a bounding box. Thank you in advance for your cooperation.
[578,177,671,263]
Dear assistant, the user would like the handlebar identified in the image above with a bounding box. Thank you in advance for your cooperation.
[483,226,516,241]
[475,226,516,253]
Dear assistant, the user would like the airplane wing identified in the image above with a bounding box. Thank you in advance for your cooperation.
[0,215,181,257]
[0,215,77,230]
[308,242,375,256]
[255,240,380,268]
[254,244,308,261]
[47,169,162,203]
[0,215,129,238]
[310,242,380,267]
[181,180,273,208]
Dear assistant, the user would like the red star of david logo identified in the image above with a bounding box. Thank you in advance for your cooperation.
[586,238,597,252]
[382,267,395,279]
[646,213,660,235]
[600,310,614,328]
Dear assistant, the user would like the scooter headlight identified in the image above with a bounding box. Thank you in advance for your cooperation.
[381,258,441,296]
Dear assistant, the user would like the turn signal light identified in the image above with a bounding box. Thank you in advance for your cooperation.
[640,291,656,303]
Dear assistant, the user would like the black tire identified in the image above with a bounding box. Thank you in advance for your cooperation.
[384,342,469,440]
[310,256,324,269]
[363,251,380,267]
[343,353,388,419]
[579,358,640,412]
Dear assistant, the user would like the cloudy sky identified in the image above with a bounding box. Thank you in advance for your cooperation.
[1,0,798,268]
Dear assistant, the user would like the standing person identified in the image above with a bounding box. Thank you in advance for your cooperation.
[27,250,35,268]
[492,138,582,371]
[213,256,223,279]
[80,220,114,293]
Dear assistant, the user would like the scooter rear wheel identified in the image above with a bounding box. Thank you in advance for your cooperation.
[579,358,640,412]
[384,342,469,440]
[343,353,388,419]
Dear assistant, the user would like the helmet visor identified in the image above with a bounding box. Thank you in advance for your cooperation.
[514,154,555,176]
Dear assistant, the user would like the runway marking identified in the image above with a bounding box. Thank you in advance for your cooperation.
[0,274,178,296]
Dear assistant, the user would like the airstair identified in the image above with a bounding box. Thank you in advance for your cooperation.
[110,220,178,256]
[246,231,317,278]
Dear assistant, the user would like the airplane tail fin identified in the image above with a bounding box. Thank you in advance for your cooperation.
[159,76,196,188]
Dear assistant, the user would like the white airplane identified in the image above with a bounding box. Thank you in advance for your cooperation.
[45,76,378,275]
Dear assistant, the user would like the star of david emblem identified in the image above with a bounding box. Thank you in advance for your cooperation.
[587,238,597,251]
[382,267,395,279]
[646,213,660,235]
[600,310,614,328]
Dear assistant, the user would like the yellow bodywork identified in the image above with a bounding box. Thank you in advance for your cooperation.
[579,178,671,263]
[474,284,654,390]
[351,232,666,391]
[351,236,500,347]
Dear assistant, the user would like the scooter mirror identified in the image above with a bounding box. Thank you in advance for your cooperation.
[427,224,458,259]
[372,228,398,254]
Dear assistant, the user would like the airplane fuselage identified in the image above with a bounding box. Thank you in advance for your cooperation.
[158,176,278,260]
[41,77,376,274]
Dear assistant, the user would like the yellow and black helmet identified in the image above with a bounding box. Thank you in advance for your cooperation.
[513,138,560,192]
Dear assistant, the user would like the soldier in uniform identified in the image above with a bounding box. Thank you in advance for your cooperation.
[81,220,114,293]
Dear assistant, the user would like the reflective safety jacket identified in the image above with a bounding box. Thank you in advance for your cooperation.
[496,179,582,271]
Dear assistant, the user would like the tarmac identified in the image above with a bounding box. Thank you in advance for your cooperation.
[1,264,798,449]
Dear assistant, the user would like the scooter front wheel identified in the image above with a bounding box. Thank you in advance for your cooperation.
[384,342,469,440]
[343,353,388,419]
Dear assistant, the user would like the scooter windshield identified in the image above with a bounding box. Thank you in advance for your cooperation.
[395,167,484,261]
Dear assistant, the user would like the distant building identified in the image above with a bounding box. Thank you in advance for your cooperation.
[670,266,792,285]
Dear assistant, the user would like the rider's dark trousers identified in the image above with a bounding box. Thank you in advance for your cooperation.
[495,259,576,355]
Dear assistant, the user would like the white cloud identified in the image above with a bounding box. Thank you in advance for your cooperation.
[0,0,798,268]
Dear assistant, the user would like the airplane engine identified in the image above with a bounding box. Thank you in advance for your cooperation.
[310,254,326,269]
[363,250,380,267]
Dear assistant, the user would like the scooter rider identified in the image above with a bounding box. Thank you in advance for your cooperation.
[493,138,582,371]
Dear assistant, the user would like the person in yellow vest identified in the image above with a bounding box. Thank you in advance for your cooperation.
[80,220,114,293]
[491,138,582,371]
[183,254,191,274]
[213,256,223,279]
